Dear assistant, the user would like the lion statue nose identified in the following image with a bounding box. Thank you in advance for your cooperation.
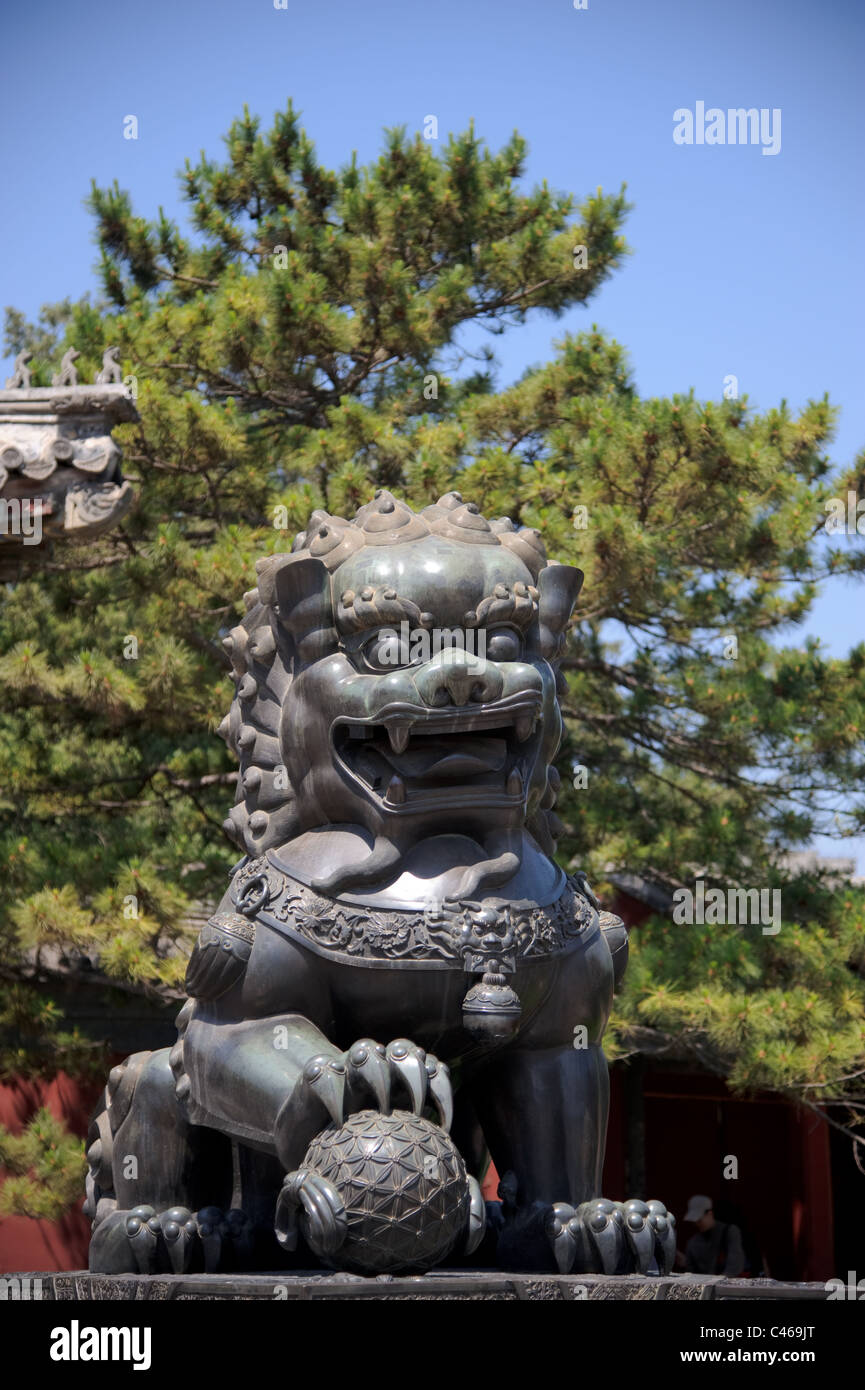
[413,650,504,707]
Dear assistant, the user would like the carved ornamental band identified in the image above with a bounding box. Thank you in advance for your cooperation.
[228,855,596,968]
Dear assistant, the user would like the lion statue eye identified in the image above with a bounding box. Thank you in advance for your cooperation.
[485,628,522,662]
[360,630,415,671]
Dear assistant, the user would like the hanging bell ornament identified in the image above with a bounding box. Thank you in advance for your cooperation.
[462,970,522,1040]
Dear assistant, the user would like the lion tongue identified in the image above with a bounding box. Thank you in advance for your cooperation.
[382,735,508,780]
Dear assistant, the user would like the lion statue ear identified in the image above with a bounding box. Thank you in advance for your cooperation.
[537,562,584,660]
[275,555,338,661]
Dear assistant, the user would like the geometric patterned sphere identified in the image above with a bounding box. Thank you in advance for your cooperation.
[302,1109,470,1274]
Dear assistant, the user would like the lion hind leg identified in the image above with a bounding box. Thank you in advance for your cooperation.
[86,1048,238,1273]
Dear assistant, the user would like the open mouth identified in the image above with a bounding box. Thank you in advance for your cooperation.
[332,697,541,808]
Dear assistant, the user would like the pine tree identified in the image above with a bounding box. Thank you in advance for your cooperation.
[2,102,864,1220]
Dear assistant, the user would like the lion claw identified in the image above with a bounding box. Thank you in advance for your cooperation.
[158,1205,199,1274]
[546,1196,676,1275]
[300,1037,453,1131]
[346,1038,391,1113]
[301,1053,347,1125]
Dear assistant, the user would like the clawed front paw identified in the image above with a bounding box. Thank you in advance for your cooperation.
[98,1204,253,1274]
[300,1037,453,1131]
[547,1197,676,1275]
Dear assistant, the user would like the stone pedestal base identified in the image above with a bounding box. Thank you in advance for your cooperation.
[5,1271,834,1301]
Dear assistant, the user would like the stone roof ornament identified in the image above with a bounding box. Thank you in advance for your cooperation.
[5,350,32,389]
[51,347,81,387]
[0,347,138,576]
[95,346,122,384]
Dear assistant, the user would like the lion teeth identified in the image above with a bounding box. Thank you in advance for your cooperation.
[506,768,524,796]
[388,724,410,755]
[515,715,533,742]
[385,775,406,804]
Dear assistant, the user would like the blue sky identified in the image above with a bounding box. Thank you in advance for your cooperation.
[2,0,863,864]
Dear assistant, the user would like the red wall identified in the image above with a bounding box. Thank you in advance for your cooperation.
[605,890,836,1281]
[0,1073,101,1273]
[628,1068,834,1281]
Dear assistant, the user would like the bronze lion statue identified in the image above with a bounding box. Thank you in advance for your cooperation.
[85,490,674,1276]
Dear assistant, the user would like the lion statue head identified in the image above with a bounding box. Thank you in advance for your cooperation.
[218,490,582,901]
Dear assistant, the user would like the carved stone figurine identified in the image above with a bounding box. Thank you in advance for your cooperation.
[86,491,675,1277]
[5,351,32,390]
[51,348,81,387]
[95,346,123,385]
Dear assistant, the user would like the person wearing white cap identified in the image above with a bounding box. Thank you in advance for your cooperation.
[682,1194,746,1276]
